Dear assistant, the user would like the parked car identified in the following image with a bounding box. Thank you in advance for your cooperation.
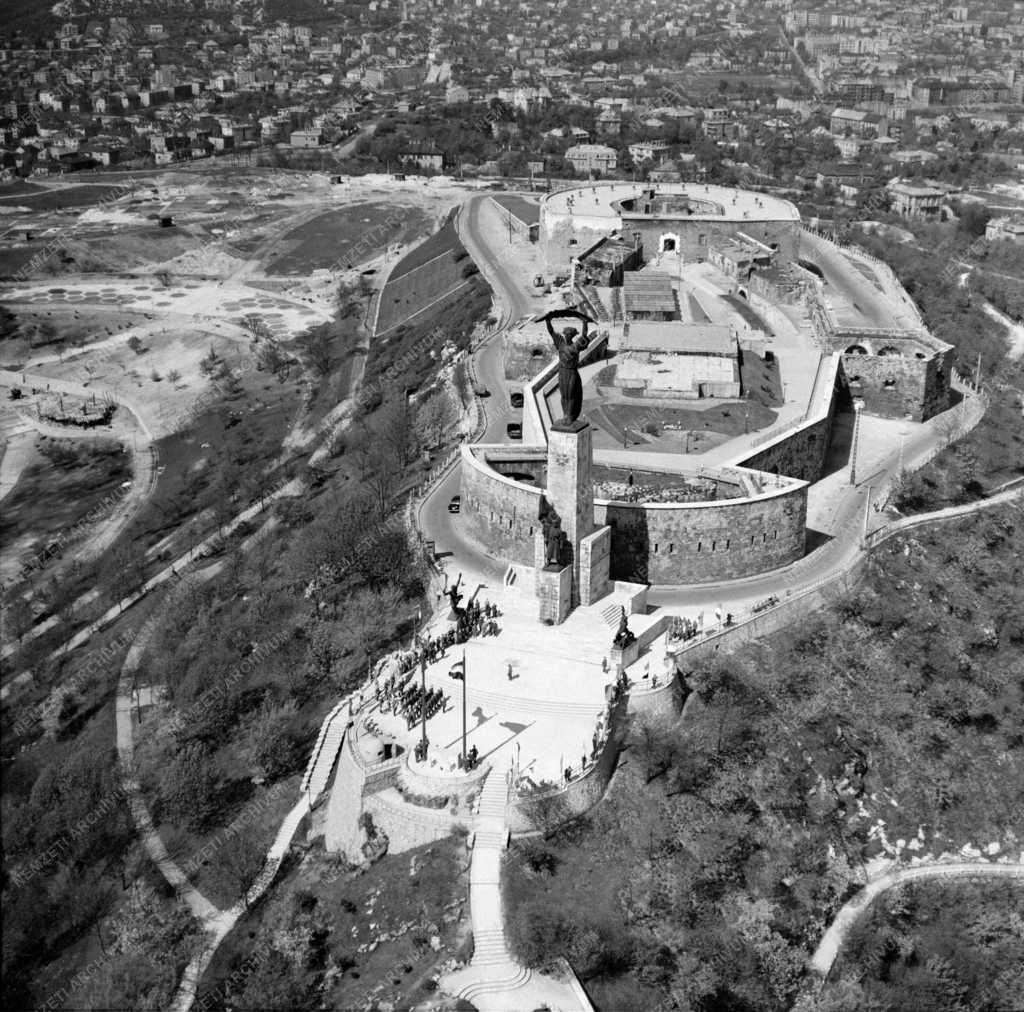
[448,495,461,514]
[471,380,490,397]
[506,422,522,440]
[510,391,524,408]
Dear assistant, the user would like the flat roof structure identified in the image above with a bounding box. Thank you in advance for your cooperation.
[622,271,677,316]
[623,320,735,356]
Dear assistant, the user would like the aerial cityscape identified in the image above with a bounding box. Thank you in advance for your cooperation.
[1,0,1023,1010]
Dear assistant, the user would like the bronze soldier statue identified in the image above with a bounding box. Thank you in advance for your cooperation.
[538,497,567,568]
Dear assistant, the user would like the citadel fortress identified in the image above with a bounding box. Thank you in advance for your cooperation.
[462,181,952,595]
[306,180,972,1008]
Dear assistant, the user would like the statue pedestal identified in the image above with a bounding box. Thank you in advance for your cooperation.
[610,638,640,676]
[536,563,573,625]
[545,421,595,608]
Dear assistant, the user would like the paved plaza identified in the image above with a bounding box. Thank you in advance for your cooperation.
[364,580,663,787]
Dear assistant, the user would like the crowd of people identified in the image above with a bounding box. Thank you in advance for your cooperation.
[453,598,501,644]
[389,598,502,676]
[376,673,448,730]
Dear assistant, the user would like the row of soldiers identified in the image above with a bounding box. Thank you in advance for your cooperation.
[399,684,447,730]
[453,598,501,644]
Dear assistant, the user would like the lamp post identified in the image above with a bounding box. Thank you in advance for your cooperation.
[862,483,873,547]
[849,399,864,487]
[418,650,429,763]
[449,654,467,766]
[460,650,467,765]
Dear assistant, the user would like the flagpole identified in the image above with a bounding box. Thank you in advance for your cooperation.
[461,649,467,766]
[419,650,428,762]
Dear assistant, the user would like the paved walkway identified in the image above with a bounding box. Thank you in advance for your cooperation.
[810,859,1024,979]
[115,571,223,926]
[983,301,1024,360]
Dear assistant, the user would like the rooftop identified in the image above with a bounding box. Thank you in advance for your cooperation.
[622,271,677,314]
[622,321,736,356]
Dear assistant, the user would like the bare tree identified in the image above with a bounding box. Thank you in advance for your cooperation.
[417,392,455,449]
[378,397,418,465]
[302,325,334,377]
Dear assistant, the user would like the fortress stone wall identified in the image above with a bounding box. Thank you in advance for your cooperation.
[463,444,809,586]
[839,333,953,423]
[595,479,807,585]
[461,446,544,566]
[738,410,835,484]
[539,182,801,276]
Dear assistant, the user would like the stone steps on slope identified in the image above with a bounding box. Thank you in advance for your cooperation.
[458,964,532,999]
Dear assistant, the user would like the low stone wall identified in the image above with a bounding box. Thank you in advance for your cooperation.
[627,671,685,720]
[668,563,866,670]
[508,696,626,834]
[396,755,487,808]
[363,791,466,855]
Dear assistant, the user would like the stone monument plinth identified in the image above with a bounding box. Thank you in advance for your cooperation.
[536,559,573,625]
[544,420,597,607]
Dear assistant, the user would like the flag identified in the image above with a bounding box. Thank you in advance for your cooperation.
[449,659,465,681]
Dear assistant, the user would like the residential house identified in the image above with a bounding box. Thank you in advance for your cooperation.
[701,108,734,141]
[565,143,617,173]
[596,107,622,136]
[400,141,443,171]
[887,179,944,216]
[629,139,670,163]
[290,128,323,148]
[830,107,874,137]
[986,216,1024,244]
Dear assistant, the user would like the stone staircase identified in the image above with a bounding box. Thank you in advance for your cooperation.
[475,770,511,824]
[600,600,621,631]
[448,768,535,1004]
[460,684,603,718]
[301,700,349,801]
[574,283,610,324]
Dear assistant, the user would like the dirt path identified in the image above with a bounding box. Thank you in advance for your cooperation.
[113,561,312,1012]
[115,571,224,925]
[983,302,1024,360]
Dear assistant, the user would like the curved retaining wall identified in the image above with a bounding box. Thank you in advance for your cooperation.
[596,478,807,584]
[508,696,627,834]
[539,181,801,273]
[463,443,808,585]
[461,445,545,565]
[626,672,685,720]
